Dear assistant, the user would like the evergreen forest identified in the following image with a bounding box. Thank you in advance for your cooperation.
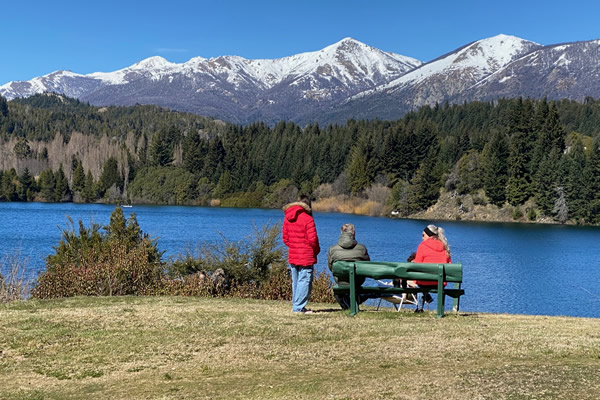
[2,93,600,224]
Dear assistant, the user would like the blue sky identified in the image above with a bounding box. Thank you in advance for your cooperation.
[2,0,599,84]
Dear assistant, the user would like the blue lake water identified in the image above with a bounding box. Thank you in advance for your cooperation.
[1,202,600,318]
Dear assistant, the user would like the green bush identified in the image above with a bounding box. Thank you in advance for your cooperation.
[512,206,524,220]
[32,206,163,298]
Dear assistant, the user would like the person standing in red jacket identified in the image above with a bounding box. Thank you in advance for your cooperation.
[282,195,320,313]
[413,224,451,313]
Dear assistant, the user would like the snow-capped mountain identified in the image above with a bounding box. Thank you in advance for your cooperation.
[0,38,421,124]
[461,39,600,102]
[319,35,600,123]
[2,35,600,125]
[339,35,542,117]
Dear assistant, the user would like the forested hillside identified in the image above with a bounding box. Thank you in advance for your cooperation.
[2,93,600,224]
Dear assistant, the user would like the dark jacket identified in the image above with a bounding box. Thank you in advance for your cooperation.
[282,202,320,266]
[328,231,370,285]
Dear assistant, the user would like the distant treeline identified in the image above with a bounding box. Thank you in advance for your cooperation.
[2,94,600,224]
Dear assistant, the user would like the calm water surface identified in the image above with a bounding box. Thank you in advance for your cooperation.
[2,202,600,318]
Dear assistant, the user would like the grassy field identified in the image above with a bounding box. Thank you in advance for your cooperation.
[1,296,600,400]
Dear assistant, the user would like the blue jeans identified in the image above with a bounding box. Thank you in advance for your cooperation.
[290,264,314,312]
[417,288,434,310]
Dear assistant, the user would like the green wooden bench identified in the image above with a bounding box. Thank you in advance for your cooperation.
[332,260,464,318]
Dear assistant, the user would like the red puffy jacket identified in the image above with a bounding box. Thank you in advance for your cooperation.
[414,238,451,286]
[282,202,320,266]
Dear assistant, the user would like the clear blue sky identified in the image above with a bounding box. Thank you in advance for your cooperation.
[2,0,599,84]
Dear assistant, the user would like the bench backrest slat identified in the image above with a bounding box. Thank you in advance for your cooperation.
[332,260,463,283]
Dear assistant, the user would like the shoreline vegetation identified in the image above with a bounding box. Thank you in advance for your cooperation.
[2,95,600,227]
[2,296,600,399]
[1,206,335,304]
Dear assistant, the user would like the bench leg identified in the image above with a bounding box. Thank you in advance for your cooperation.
[349,265,358,316]
[437,268,444,318]
[452,283,461,312]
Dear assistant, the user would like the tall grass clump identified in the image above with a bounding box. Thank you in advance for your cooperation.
[32,206,163,298]
[164,222,336,303]
[167,222,284,284]
[165,222,290,298]
[0,250,31,302]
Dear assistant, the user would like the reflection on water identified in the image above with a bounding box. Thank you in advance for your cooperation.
[1,202,600,318]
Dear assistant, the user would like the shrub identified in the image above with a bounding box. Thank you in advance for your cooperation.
[32,206,163,299]
[512,206,524,220]
[527,207,537,221]
[310,270,336,303]
[167,222,285,287]
[165,224,335,304]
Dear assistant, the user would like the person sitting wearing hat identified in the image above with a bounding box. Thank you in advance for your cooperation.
[328,223,370,310]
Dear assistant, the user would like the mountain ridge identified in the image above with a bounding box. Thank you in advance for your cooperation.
[2,35,599,124]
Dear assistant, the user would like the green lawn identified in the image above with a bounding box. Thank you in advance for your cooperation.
[1,296,599,399]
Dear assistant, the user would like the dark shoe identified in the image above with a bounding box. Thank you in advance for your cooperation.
[414,308,424,313]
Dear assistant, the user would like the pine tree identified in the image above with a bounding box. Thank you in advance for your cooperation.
[0,95,8,118]
[582,139,600,223]
[482,132,509,206]
[98,157,122,196]
[562,138,587,221]
[38,169,56,202]
[213,170,233,198]
[149,128,176,167]
[182,132,203,173]
[346,138,371,195]
[506,99,535,205]
[0,169,18,201]
[82,170,97,203]
[54,165,71,202]
[17,168,36,201]
[407,147,444,213]
[533,148,560,215]
[72,160,85,192]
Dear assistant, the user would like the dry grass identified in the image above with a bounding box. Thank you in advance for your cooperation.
[313,196,390,216]
[1,296,600,399]
[0,252,31,302]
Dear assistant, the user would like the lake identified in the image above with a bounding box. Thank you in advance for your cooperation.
[1,202,600,318]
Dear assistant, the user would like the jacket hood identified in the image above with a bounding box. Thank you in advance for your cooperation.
[337,231,357,249]
[283,201,311,222]
[423,237,446,252]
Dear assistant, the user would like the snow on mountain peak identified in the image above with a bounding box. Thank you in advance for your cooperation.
[464,34,541,67]
[87,56,178,85]
[131,56,174,70]
[382,34,540,89]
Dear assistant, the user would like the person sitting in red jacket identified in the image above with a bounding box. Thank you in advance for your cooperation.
[282,195,320,313]
[413,224,451,313]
